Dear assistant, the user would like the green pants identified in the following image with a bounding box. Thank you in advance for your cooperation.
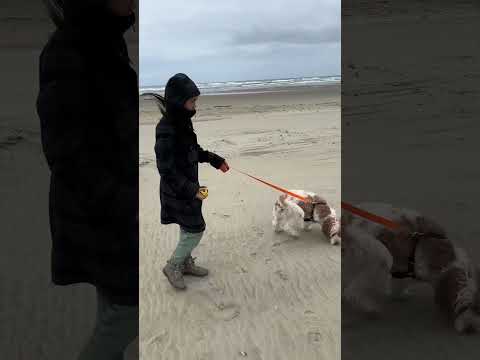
[171,227,204,264]
[78,288,138,360]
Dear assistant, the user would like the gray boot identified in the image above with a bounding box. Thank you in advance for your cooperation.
[163,260,186,290]
[183,256,209,277]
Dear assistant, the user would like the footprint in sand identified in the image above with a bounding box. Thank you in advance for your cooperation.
[307,331,323,344]
[195,290,241,321]
[0,132,25,150]
[222,139,237,145]
[146,331,169,346]
[212,301,241,321]
[275,269,289,281]
[252,226,264,238]
[212,212,231,218]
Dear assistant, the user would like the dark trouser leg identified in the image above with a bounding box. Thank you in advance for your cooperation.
[77,287,138,360]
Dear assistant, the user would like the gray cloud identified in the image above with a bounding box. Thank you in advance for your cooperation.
[140,0,340,86]
[231,25,340,45]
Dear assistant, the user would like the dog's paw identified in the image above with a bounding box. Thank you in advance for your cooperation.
[454,309,480,334]
[288,231,300,238]
[330,234,341,245]
[389,279,412,302]
[273,225,282,233]
[389,289,412,302]
[272,221,282,233]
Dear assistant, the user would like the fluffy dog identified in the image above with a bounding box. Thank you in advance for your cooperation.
[342,202,480,334]
[272,190,340,245]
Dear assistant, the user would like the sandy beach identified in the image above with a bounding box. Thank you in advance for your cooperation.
[139,84,341,359]
[342,1,480,358]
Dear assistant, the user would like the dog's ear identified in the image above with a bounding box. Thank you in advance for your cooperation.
[416,216,447,238]
[312,195,327,205]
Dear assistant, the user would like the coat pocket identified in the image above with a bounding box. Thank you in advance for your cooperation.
[184,198,202,215]
[161,191,201,214]
[187,145,199,164]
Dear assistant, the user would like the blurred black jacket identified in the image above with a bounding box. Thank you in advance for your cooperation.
[36,1,138,305]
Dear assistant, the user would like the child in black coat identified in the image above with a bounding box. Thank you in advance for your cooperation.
[154,73,229,289]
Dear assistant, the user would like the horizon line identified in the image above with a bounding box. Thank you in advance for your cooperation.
[140,74,341,89]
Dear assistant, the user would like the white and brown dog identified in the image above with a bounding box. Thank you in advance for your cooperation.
[272,190,341,245]
[342,202,480,334]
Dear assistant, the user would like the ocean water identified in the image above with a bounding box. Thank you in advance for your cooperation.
[140,75,340,96]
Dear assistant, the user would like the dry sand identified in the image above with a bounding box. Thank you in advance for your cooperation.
[139,85,341,359]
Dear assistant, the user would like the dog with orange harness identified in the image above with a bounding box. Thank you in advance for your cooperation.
[342,202,480,334]
[272,190,341,244]
[230,168,340,244]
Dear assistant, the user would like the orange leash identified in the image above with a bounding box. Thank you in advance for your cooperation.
[231,168,399,230]
[341,201,400,230]
[231,168,309,202]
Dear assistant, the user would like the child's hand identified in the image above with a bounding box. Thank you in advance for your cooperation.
[219,161,230,173]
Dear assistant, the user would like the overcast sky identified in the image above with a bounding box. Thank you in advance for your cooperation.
[140,0,340,86]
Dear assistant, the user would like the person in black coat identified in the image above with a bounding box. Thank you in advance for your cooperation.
[37,1,138,359]
[154,73,230,290]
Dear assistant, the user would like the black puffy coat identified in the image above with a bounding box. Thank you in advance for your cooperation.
[154,74,225,233]
[36,2,138,305]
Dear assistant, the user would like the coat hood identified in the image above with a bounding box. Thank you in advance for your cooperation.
[164,73,201,123]
[43,0,135,34]
[165,73,200,109]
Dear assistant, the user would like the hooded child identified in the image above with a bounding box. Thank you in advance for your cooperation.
[154,73,230,290]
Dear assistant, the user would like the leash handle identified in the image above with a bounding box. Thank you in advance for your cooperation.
[199,187,209,199]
